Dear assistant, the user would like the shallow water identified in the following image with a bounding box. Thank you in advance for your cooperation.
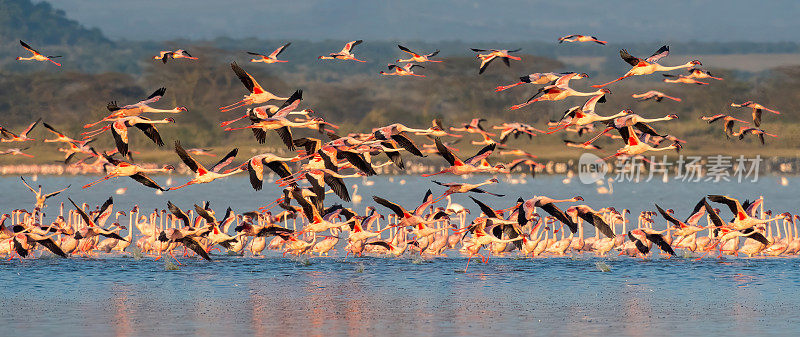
[1,175,799,336]
[3,256,800,336]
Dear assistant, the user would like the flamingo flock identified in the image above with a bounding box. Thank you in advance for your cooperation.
[3,34,789,269]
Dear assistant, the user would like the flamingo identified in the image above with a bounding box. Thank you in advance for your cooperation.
[523,196,583,233]
[0,148,34,158]
[701,114,748,139]
[186,148,216,157]
[686,68,723,80]
[157,228,211,262]
[495,72,567,92]
[604,126,681,161]
[632,90,681,102]
[84,87,186,129]
[169,141,242,190]
[422,138,497,177]
[380,63,426,77]
[396,45,442,63]
[318,40,366,62]
[730,101,780,127]
[241,153,296,191]
[247,42,291,63]
[1,118,40,142]
[82,154,174,191]
[471,48,521,74]
[546,92,625,134]
[592,46,701,87]
[16,40,61,66]
[563,140,602,150]
[627,228,675,258]
[706,195,788,231]
[558,34,607,45]
[86,116,174,158]
[510,85,607,110]
[224,90,317,149]
[430,178,504,203]
[220,62,288,112]
[735,127,778,145]
[42,123,90,146]
[154,50,197,63]
[449,118,495,136]
[583,112,678,146]
[20,177,69,209]
[565,205,616,238]
[493,123,543,143]
[662,74,709,85]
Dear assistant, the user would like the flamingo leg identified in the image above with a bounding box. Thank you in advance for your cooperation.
[219,115,248,127]
[219,99,250,112]
[83,175,113,189]
[592,74,631,88]
[495,82,523,92]
[169,251,182,266]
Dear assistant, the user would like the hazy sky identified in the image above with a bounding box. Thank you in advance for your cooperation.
[49,0,799,42]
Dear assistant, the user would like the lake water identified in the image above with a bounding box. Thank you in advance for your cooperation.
[1,174,799,336]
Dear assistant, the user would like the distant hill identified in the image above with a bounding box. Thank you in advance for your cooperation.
[0,0,110,45]
[48,0,800,43]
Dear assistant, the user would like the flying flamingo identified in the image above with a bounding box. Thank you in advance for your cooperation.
[247,42,291,63]
[686,68,723,80]
[662,74,709,85]
[730,101,780,127]
[449,118,495,137]
[154,50,197,63]
[225,90,336,149]
[471,48,521,74]
[380,63,426,77]
[627,228,675,258]
[20,177,69,209]
[16,40,61,66]
[563,140,601,150]
[84,87,186,128]
[220,62,288,112]
[396,45,442,63]
[1,118,40,142]
[558,34,607,45]
[604,126,681,161]
[546,91,626,134]
[700,114,748,139]
[0,148,34,158]
[510,85,609,110]
[42,123,90,146]
[592,46,701,87]
[84,116,174,158]
[706,195,788,231]
[170,141,242,190]
[318,40,366,62]
[82,154,174,191]
[495,72,567,92]
[186,148,216,157]
[632,90,681,102]
[430,178,504,203]
[735,127,778,145]
[422,138,497,177]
